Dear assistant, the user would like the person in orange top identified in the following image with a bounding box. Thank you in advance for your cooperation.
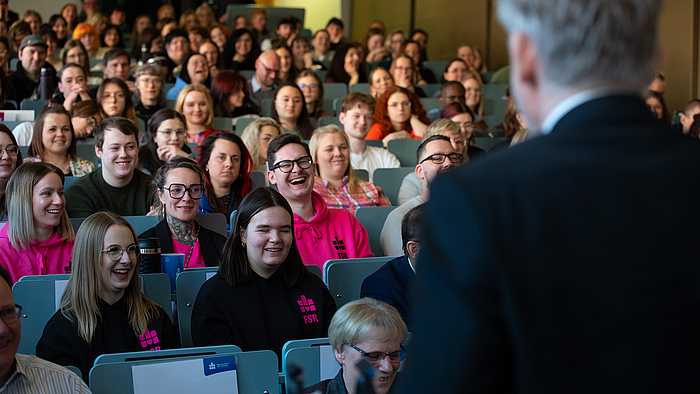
[366,86,429,147]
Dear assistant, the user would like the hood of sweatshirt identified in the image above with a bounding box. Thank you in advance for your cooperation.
[293,191,328,243]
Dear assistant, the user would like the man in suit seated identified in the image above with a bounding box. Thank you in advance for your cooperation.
[401,0,700,392]
[361,204,422,330]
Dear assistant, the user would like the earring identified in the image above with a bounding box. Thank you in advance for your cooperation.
[242,242,246,248]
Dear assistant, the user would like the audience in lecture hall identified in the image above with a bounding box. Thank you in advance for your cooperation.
[139,157,226,268]
[0,1,695,390]
[37,211,179,382]
[191,187,336,360]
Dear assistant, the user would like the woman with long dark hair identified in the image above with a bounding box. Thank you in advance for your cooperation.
[222,28,259,71]
[191,187,336,359]
[210,70,260,121]
[270,82,314,139]
[325,42,366,86]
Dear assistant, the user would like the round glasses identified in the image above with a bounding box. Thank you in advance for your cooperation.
[102,244,140,262]
[270,156,313,173]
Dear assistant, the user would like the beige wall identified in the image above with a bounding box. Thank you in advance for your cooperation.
[274,0,342,32]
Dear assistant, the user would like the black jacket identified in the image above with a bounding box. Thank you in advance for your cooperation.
[138,219,226,268]
[36,297,179,382]
[6,61,57,104]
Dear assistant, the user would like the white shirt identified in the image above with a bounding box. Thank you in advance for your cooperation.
[350,146,401,182]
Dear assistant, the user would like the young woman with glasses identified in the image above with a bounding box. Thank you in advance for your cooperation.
[36,211,179,381]
[366,86,430,146]
[0,125,21,221]
[138,157,226,268]
[138,109,192,175]
[295,70,331,119]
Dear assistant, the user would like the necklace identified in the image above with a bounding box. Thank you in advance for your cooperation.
[184,223,201,268]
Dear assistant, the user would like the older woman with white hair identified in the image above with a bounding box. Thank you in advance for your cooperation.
[303,298,408,394]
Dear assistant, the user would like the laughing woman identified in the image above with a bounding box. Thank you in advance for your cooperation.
[36,212,179,382]
[0,162,75,284]
[139,158,226,268]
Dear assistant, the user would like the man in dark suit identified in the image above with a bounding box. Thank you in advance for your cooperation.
[361,204,422,330]
[400,0,700,393]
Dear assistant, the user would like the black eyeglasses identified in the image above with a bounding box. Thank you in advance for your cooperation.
[270,156,313,173]
[419,153,462,165]
[0,305,21,325]
[164,183,204,199]
[102,244,140,262]
[260,62,279,75]
[348,344,406,364]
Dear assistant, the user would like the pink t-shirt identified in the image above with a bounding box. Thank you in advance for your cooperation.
[172,238,204,268]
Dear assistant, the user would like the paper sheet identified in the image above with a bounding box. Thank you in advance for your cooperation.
[132,354,238,394]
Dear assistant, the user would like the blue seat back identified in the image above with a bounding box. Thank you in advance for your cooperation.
[175,267,219,347]
[354,206,398,256]
[283,338,339,389]
[386,139,422,167]
[93,345,242,365]
[372,167,415,206]
[323,257,393,309]
[474,137,507,151]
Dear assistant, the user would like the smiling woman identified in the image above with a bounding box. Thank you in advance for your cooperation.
[138,157,226,268]
[0,162,74,284]
[36,211,179,381]
[310,125,390,214]
[191,187,336,361]
[24,105,95,177]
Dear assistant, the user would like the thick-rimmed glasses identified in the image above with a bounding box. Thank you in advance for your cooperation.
[102,244,140,262]
[0,145,19,156]
[348,344,405,364]
[260,62,279,75]
[164,183,204,199]
[419,153,462,165]
[0,305,21,324]
[270,156,313,173]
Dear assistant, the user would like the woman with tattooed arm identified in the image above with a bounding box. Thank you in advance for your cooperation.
[139,157,226,268]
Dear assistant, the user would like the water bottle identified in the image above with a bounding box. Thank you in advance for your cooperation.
[138,44,148,66]
[38,67,54,101]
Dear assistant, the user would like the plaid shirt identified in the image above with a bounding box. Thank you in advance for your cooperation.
[314,176,391,214]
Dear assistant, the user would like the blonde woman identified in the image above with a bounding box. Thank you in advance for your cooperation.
[310,125,390,214]
[240,117,281,173]
[36,212,179,381]
[175,84,220,145]
[0,162,75,284]
[462,74,484,116]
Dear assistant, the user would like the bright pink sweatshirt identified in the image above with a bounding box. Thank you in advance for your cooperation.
[294,191,374,270]
[0,225,74,284]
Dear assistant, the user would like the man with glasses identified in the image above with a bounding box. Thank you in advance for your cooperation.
[249,50,280,106]
[66,117,155,218]
[380,135,460,256]
[133,63,164,123]
[0,266,91,392]
[267,134,373,270]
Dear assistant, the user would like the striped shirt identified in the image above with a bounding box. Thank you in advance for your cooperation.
[0,354,91,393]
[314,176,391,214]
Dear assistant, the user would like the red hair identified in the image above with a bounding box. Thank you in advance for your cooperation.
[372,86,429,134]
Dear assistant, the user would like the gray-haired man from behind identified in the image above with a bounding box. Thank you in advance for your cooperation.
[401,0,700,392]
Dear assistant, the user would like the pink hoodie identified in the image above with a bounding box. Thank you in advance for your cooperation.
[0,224,74,284]
[294,191,374,270]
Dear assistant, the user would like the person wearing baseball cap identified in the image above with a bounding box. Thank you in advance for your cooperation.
[6,34,57,103]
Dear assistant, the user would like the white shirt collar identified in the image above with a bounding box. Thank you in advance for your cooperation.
[539,87,639,135]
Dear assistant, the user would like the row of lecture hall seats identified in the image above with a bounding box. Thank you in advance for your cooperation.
[11,256,401,393]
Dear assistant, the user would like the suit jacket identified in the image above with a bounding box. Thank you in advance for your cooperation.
[139,220,226,267]
[400,95,700,393]
[360,255,414,329]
